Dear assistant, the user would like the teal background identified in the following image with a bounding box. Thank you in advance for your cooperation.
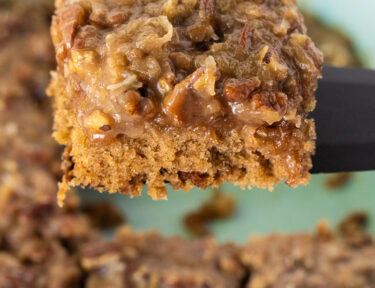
[299,0,375,68]
[81,1,375,244]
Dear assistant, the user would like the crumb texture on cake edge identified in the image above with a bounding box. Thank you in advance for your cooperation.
[48,0,323,202]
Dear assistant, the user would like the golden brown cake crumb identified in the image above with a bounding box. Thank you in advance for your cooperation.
[48,0,323,202]
[184,190,236,236]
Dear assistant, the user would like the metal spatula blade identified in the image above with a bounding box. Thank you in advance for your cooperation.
[312,66,375,174]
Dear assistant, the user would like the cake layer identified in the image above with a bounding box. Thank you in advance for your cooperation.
[49,0,323,201]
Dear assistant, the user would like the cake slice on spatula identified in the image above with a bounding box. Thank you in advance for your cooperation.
[48,0,323,205]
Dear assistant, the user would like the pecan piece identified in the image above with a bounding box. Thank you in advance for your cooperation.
[186,22,215,43]
[163,0,197,20]
[100,125,112,132]
[90,9,129,27]
[170,52,193,70]
[72,25,98,49]
[263,50,272,64]
[51,4,87,65]
[163,74,195,125]
[193,56,218,97]
[164,57,218,125]
[238,23,252,49]
[199,0,215,22]
[224,77,261,102]
[84,110,113,132]
[229,91,288,126]
[260,91,288,116]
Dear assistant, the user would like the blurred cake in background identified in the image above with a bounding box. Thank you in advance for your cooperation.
[304,13,363,67]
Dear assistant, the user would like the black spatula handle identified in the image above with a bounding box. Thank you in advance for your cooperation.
[312,66,375,174]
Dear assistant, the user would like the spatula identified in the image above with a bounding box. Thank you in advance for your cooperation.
[312,66,375,174]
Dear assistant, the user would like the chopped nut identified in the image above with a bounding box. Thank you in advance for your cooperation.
[258,47,288,80]
[285,8,298,22]
[273,17,291,36]
[238,23,252,49]
[107,72,142,92]
[164,57,218,124]
[224,77,261,102]
[139,98,156,119]
[230,92,288,126]
[186,22,215,43]
[257,46,270,64]
[250,95,283,124]
[130,55,162,81]
[107,10,129,25]
[121,90,156,118]
[84,110,114,131]
[260,91,288,116]
[157,76,174,96]
[205,98,222,116]
[244,3,262,19]
[69,49,98,76]
[263,51,271,64]
[163,77,191,125]
[289,33,309,48]
[100,125,112,132]
[106,52,130,86]
[193,56,218,97]
[199,0,215,22]
[52,4,87,63]
[163,0,197,20]
[170,52,193,70]
[73,25,98,49]
[89,10,107,26]
[284,33,323,81]
[90,9,129,27]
